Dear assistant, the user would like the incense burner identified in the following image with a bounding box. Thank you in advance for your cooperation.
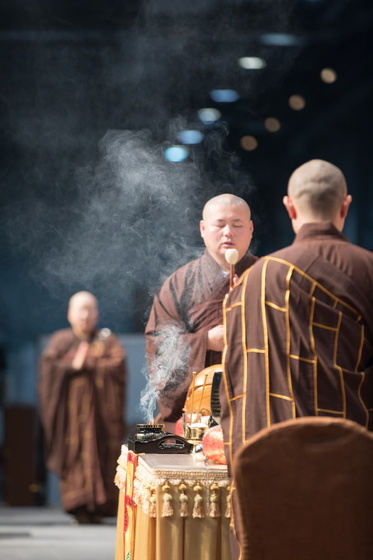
[127,424,193,454]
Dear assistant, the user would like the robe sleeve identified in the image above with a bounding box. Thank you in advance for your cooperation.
[145,275,210,422]
[84,334,127,381]
[38,331,75,475]
[85,334,127,440]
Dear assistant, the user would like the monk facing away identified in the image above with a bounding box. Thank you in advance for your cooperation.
[38,291,127,524]
[221,159,373,472]
[145,193,258,430]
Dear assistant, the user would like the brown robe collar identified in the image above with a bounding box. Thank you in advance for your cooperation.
[294,222,349,243]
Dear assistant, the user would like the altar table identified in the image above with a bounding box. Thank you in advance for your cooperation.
[114,445,231,560]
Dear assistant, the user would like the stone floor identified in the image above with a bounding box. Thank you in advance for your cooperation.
[0,505,117,560]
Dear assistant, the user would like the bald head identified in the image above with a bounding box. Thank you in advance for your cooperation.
[288,159,347,219]
[68,291,99,338]
[202,193,251,221]
[68,291,97,310]
[284,160,351,232]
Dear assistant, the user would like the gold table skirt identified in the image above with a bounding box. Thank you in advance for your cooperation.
[114,445,231,560]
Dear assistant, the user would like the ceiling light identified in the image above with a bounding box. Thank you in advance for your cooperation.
[288,95,306,111]
[260,33,305,47]
[164,146,189,162]
[320,68,337,84]
[238,57,267,70]
[177,130,204,144]
[240,136,258,151]
[264,117,281,132]
[210,89,239,103]
[198,108,221,124]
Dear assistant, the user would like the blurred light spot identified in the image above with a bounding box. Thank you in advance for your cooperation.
[238,57,267,70]
[260,33,305,47]
[198,108,221,124]
[240,136,258,151]
[164,145,189,162]
[264,117,281,132]
[210,89,239,103]
[177,130,204,144]
[288,95,306,110]
[320,67,337,84]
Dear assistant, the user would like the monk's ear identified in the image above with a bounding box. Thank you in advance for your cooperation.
[199,219,206,239]
[67,307,72,327]
[283,196,297,220]
[340,194,352,218]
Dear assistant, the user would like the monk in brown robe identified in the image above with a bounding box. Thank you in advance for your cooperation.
[221,159,373,472]
[145,194,258,429]
[38,291,127,524]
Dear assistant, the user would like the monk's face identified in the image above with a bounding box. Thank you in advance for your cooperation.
[67,293,99,338]
[200,202,253,269]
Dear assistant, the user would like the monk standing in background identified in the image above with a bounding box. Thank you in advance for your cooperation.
[38,291,127,524]
[221,159,373,473]
[145,193,258,430]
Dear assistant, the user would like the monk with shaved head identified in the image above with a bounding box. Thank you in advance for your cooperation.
[145,193,257,430]
[220,159,373,560]
[221,158,373,467]
[39,291,127,524]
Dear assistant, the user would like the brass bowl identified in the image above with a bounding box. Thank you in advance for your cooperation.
[185,423,208,442]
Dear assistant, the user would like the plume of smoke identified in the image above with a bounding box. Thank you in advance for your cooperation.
[4,129,198,296]
[140,323,191,421]
[3,122,255,308]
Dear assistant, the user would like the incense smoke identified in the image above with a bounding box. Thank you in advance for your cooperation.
[140,323,191,422]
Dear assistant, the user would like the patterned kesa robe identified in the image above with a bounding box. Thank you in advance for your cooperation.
[221,223,373,472]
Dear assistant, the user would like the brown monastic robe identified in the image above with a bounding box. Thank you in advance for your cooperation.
[38,328,127,515]
[145,249,258,422]
[221,223,373,472]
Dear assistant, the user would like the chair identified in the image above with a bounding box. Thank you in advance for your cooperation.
[232,417,373,560]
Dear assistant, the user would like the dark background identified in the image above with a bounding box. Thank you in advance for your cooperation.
[1,0,373,338]
[0,0,372,503]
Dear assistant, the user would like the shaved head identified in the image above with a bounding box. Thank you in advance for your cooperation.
[68,291,98,311]
[68,291,99,337]
[288,159,347,221]
[202,193,251,221]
